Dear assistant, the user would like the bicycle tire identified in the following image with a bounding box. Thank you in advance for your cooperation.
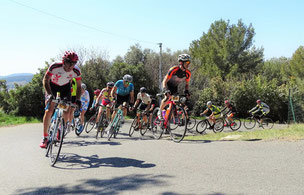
[187,117,196,131]
[129,118,137,137]
[140,124,148,136]
[48,118,64,166]
[244,117,256,129]
[196,120,208,134]
[169,105,187,143]
[96,113,105,138]
[151,107,164,139]
[229,118,242,131]
[85,115,96,133]
[262,118,274,129]
[213,118,225,133]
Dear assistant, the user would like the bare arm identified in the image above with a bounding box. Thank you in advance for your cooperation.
[162,75,169,90]
[130,91,134,104]
[111,86,117,98]
[43,73,52,96]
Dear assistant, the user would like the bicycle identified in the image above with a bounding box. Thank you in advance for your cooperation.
[129,110,149,137]
[45,96,70,166]
[74,108,86,136]
[178,96,196,132]
[215,113,242,132]
[107,104,125,141]
[244,113,274,129]
[196,115,224,134]
[151,94,188,143]
[95,106,109,139]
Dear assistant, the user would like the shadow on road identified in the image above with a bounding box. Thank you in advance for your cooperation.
[16,174,172,195]
[64,140,121,148]
[54,153,156,170]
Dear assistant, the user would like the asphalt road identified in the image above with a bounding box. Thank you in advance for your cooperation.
[0,121,303,195]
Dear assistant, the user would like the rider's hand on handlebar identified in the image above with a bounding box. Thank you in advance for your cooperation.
[200,113,205,117]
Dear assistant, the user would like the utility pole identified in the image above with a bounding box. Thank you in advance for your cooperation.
[158,43,163,92]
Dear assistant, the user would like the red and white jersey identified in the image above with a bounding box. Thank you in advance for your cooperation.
[46,63,81,86]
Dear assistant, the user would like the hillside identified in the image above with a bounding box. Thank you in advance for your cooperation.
[0,73,34,89]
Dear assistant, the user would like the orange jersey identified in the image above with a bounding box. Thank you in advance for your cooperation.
[166,66,191,87]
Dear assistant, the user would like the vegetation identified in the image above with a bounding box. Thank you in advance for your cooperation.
[0,19,304,123]
[185,124,304,141]
[0,110,40,127]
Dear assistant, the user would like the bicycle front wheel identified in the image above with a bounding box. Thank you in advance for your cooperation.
[169,105,187,143]
[48,118,64,166]
[187,117,196,131]
[129,118,137,137]
[196,120,208,134]
[151,108,164,140]
[213,118,224,133]
[262,118,274,129]
[85,115,96,133]
[230,118,242,131]
[244,117,256,129]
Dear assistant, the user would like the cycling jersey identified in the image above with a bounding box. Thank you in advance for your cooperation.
[250,102,270,115]
[115,80,134,96]
[221,104,237,114]
[100,88,113,106]
[165,66,191,94]
[80,90,90,111]
[207,105,221,115]
[46,62,81,86]
[136,92,151,105]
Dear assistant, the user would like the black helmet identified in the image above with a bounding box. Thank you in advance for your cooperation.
[140,87,147,93]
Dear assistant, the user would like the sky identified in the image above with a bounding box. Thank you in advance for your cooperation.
[0,0,303,76]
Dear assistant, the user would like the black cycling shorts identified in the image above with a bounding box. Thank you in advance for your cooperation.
[138,103,148,111]
[71,96,76,104]
[115,94,130,108]
[167,82,178,95]
[48,82,71,101]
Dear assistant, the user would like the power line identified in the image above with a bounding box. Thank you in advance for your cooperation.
[10,0,158,45]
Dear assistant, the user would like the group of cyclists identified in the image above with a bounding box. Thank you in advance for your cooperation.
[40,51,271,148]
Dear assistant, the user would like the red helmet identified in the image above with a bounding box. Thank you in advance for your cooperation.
[225,100,230,105]
[62,51,78,63]
[256,99,261,104]
[94,89,101,95]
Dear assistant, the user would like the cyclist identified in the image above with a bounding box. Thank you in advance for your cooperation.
[90,89,101,111]
[67,78,77,130]
[249,99,270,126]
[78,83,90,132]
[40,51,81,148]
[221,100,237,126]
[95,82,114,126]
[200,101,221,129]
[157,54,191,120]
[131,87,151,130]
[111,74,134,125]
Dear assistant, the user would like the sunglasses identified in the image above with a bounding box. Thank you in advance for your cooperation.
[65,61,77,67]
[125,81,130,85]
[185,61,191,65]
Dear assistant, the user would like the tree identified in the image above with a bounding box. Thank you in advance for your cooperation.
[289,46,304,78]
[190,19,264,87]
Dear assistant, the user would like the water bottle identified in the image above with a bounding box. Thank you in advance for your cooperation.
[56,92,60,100]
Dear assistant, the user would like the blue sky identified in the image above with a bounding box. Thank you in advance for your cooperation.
[0,0,303,76]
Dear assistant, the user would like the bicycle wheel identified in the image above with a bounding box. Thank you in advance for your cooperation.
[229,118,242,131]
[151,108,164,139]
[169,105,187,143]
[196,120,208,134]
[96,113,105,138]
[262,118,274,129]
[129,118,137,137]
[244,117,256,129]
[85,115,96,133]
[187,117,196,131]
[213,118,224,133]
[140,117,149,136]
[48,118,64,166]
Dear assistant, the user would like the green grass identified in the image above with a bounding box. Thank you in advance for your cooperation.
[185,124,304,141]
[0,111,40,127]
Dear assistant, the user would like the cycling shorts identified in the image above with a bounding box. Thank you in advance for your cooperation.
[102,99,112,107]
[46,82,71,102]
[115,94,130,109]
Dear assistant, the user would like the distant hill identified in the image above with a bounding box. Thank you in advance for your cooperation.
[0,73,34,89]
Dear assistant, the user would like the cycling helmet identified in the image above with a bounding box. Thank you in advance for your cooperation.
[256,99,261,104]
[207,101,212,106]
[81,83,86,90]
[94,89,101,95]
[140,87,147,93]
[107,81,115,87]
[123,74,133,82]
[178,54,191,62]
[180,97,187,104]
[225,100,230,105]
[62,51,78,63]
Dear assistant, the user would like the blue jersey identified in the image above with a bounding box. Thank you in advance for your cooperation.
[115,80,134,96]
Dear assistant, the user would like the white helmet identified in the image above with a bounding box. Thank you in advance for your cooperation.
[123,74,133,82]
[81,83,86,90]
[178,54,191,62]
[207,101,212,106]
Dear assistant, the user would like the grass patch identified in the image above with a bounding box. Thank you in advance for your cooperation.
[0,111,40,127]
[185,124,304,141]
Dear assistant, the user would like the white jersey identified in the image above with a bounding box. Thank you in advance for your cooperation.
[46,62,81,86]
[137,92,151,105]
